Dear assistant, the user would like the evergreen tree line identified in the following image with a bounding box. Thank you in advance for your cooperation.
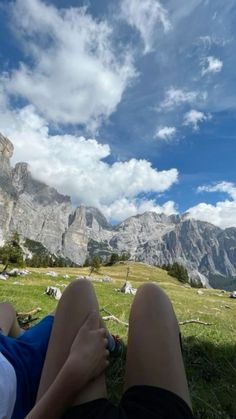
[161,262,203,287]
[83,252,131,269]
[25,254,77,268]
[0,233,77,269]
[161,262,189,284]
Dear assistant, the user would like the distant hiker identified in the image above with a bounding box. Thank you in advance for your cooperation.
[27,279,194,419]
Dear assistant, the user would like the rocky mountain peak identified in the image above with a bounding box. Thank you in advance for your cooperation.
[85,207,112,230]
[0,133,14,174]
[12,162,30,193]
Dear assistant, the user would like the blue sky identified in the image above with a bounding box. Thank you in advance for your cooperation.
[0,0,236,227]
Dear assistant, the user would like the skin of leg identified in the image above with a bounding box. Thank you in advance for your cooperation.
[36,279,107,405]
[124,283,192,410]
[0,302,22,337]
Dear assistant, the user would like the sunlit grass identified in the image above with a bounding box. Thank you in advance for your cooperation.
[0,262,235,418]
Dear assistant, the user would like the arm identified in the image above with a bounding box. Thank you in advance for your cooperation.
[26,311,109,419]
[26,359,84,419]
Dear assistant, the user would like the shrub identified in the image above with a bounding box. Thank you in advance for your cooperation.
[167,262,189,284]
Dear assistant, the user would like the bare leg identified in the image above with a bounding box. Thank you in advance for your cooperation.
[124,283,192,410]
[0,302,22,337]
[36,279,107,405]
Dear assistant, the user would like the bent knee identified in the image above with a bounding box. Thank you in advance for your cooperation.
[63,278,94,296]
[137,282,168,300]
[134,283,178,328]
[0,301,15,314]
[136,283,175,313]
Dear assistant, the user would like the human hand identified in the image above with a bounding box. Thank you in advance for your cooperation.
[65,311,109,390]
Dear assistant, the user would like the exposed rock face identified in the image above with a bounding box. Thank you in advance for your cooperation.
[62,206,88,265]
[109,215,235,287]
[0,134,71,253]
[0,134,13,174]
[91,213,236,288]
[0,135,15,245]
[1,134,236,289]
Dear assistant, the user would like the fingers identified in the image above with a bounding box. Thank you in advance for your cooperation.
[104,350,110,369]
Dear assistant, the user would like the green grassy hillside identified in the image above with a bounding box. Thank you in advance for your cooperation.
[0,262,235,418]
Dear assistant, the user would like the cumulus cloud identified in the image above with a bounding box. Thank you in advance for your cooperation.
[101,198,177,222]
[0,100,178,221]
[159,88,207,110]
[201,56,223,76]
[5,0,136,128]
[120,0,171,53]
[197,182,236,200]
[155,126,176,141]
[187,182,236,229]
[183,109,211,130]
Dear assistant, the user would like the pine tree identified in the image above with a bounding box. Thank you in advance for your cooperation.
[109,253,119,265]
[0,232,24,267]
[91,255,101,271]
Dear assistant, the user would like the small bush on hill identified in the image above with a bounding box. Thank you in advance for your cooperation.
[189,278,204,288]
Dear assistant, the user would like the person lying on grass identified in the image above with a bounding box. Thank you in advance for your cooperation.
[0,301,54,419]
[0,285,120,419]
[26,279,194,419]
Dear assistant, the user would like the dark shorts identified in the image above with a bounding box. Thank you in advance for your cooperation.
[0,315,54,419]
[63,385,194,419]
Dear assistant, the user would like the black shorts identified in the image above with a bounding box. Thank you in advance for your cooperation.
[63,385,194,419]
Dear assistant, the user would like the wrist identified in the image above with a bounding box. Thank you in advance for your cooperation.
[63,355,89,395]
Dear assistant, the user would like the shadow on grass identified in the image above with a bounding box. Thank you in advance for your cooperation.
[106,338,236,419]
[183,336,236,419]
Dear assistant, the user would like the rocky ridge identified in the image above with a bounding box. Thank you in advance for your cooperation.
[1,134,236,289]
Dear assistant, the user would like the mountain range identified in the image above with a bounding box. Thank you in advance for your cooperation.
[1,133,236,290]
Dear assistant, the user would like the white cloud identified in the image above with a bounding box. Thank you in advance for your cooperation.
[120,0,171,54]
[187,182,236,229]
[159,88,207,110]
[197,182,236,200]
[155,126,176,140]
[183,109,211,130]
[101,198,177,222]
[201,56,223,76]
[0,100,178,221]
[5,0,136,129]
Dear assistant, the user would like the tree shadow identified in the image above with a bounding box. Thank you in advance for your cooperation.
[106,337,236,419]
[183,336,236,419]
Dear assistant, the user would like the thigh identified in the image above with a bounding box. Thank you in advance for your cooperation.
[0,302,21,337]
[36,279,107,405]
[124,283,192,410]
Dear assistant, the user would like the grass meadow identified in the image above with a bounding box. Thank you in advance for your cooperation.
[0,262,235,418]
